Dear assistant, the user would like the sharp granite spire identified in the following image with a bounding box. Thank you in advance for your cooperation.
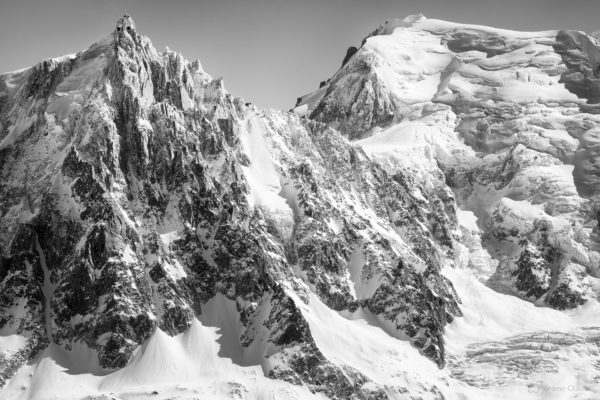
[115,13,136,35]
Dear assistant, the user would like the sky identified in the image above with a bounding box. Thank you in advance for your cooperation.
[1,0,600,109]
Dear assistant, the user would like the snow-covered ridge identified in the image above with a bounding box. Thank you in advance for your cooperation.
[296,12,600,399]
[295,14,581,130]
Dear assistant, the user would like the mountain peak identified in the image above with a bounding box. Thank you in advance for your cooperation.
[113,13,144,52]
[115,13,136,35]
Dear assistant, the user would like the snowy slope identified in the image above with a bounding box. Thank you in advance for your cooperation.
[297,13,600,399]
[3,320,323,400]
[299,13,600,308]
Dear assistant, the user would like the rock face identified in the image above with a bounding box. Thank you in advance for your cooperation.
[2,13,600,400]
[553,30,600,104]
[0,15,464,399]
[297,14,600,313]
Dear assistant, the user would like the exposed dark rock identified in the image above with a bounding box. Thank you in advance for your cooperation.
[546,282,586,310]
[513,243,552,299]
[341,46,358,67]
[553,30,600,104]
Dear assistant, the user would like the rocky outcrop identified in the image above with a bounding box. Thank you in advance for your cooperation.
[512,242,552,299]
[553,30,600,104]
[0,15,464,398]
[341,46,358,67]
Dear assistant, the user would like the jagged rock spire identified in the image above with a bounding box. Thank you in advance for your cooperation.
[114,13,138,50]
[115,13,136,35]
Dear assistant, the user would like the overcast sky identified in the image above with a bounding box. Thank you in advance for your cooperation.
[1,0,599,109]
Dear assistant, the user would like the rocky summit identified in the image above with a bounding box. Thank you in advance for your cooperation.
[1,13,600,400]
